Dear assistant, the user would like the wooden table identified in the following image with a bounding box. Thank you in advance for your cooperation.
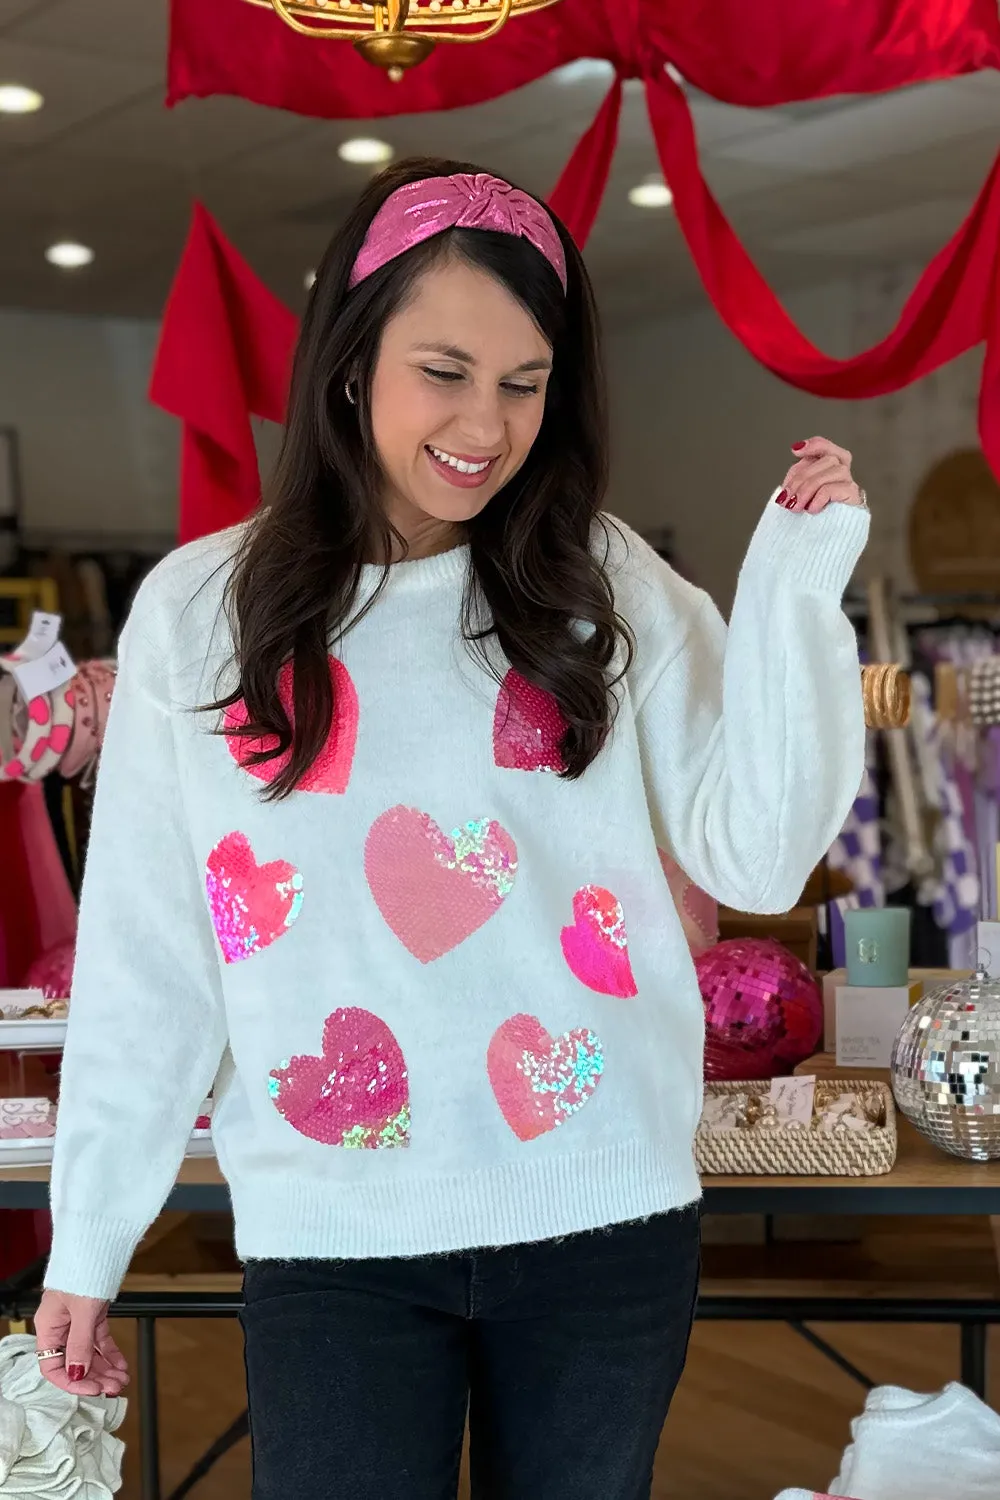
[5,1123,1000,1500]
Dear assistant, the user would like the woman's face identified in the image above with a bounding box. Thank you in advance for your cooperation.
[369,255,553,538]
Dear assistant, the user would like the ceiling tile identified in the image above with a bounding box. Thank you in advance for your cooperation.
[7,0,167,62]
[0,39,159,144]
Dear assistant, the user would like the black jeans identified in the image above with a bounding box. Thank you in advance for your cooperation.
[241,1205,700,1500]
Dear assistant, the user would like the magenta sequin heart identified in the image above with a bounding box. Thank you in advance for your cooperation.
[224,656,358,795]
[206,832,304,964]
[493,669,566,772]
[269,1007,410,1148]
[560,885,637,997]
[365,806,517,962]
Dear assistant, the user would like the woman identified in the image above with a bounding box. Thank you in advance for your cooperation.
[35,157,868,1498]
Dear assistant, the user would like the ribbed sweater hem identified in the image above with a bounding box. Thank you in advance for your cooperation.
[231,1138,701,1262]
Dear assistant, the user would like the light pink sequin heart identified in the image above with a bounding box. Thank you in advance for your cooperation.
[657,849,718,958]
[365,806,517,963]
[493,669,566,772]
[560,885,637,997]
[488,1013,604,1141]
[206,831,304,964]
[269,1007,410,1148]
[224,656,358,795]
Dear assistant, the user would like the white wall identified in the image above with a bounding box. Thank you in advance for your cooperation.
[0,309,178,549]
[0,265,985,598]
[604,266,983,610]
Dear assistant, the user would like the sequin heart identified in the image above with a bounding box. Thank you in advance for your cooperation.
[365,806,517,963]
[269,1007,410,1148]
[493,669,566,772]
[657,849,718,958]
[488,1013,604,1141]
[560,885,637,997]
[206,831,304,964]
[224,656,358,795]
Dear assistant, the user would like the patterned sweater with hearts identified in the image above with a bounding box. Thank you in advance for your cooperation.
[45,496,869,1299]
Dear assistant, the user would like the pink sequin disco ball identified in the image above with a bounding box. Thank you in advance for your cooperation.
[24,937,76,1000]
[695,937,822,1081]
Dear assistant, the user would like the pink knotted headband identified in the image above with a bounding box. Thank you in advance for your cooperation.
[349,173,567,292]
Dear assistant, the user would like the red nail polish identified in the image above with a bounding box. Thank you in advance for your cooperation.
[68,1364,85,1382]
[785,494,797,508]
[791,441,806,452]
[775,490,788,506]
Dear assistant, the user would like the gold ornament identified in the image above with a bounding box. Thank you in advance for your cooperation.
[245,0,561,78]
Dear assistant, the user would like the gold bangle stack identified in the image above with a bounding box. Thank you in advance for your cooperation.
[862,663,911,729]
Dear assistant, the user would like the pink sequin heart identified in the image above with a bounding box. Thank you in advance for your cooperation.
[206,831,304,964]
[493,669,566,772]
[365,806,517,963]
[269,1007,410,1148]
[657,849,718,958]
[27,697,50,727]
[488,1013,604,1141]
[560,885,637,997]
[224,656,358,795]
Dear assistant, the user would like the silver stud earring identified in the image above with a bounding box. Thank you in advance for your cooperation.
[344,381,356,406]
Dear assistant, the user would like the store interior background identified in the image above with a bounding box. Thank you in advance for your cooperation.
[3,3,1000,1497]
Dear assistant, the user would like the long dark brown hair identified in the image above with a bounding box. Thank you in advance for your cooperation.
[210,156,631,798]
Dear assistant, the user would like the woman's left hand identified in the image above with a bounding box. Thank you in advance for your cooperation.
[775,436,866,515]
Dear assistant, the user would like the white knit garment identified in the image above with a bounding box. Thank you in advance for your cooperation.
[829,1382,1000,1499]
[46,500,869,1299]
[0,1335,125,1497]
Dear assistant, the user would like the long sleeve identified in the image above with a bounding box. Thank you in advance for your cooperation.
[630,498,869,915]
[45,579,228,1300]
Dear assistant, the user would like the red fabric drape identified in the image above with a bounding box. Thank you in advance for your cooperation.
[149,204,298,543]
[168,0,1000,117]
[644,71,1000,477]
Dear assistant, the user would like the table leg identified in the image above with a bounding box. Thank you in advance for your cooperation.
[960,1321,988,1399]
[137,1317,162,1500]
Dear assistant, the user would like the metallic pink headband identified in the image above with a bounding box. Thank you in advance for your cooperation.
[349,173,567,292]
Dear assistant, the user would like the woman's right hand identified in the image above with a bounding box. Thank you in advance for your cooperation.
[34,1288,130,1397]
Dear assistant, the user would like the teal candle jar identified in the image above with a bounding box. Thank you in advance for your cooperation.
[845,907,911,988]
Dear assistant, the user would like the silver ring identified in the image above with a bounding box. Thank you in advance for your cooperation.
[857,487,868,509]
[36,1348,66,1363]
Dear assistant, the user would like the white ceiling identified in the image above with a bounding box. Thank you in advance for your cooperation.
[1,0,999,324]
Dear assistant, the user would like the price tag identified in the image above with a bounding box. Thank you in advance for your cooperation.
[4,611,62,664]
[9,640,76,700]
[768,1074,816,1126]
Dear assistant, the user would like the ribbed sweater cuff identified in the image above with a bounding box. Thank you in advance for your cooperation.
[748,492,870,594]
[44,1211,146,1302]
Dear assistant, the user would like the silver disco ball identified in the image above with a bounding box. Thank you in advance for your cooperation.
[891,971,1000,1161]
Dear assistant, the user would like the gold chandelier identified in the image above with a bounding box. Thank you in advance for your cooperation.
[246,0,562,80]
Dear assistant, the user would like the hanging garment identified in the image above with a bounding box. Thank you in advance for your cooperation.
[969,658,1000,726]
[827,734,884,967]
[0,1334,125,1497]
[909,673,979,968]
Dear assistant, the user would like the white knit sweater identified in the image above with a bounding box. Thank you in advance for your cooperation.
[46,497,868,1299]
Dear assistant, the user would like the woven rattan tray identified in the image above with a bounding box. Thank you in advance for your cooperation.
[696,1078,897,1178]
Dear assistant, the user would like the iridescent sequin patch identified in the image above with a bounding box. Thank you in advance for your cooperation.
[269,1006,410,1148]
[206,831,304,964]
[493,668,567,773]
[224,656,359,795]
[560,885,638,997]
[365,806,518,963]
[488,1013,604,1141]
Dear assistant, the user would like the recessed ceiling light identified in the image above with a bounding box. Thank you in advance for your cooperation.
[45,241,95,270]
[304,269,317,290]
[0,84,43,115]
[628,180,673,209]
[337,137,393,165]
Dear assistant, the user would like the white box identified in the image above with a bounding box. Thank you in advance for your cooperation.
[977,922,1000,974]
[836,981,923,1068]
